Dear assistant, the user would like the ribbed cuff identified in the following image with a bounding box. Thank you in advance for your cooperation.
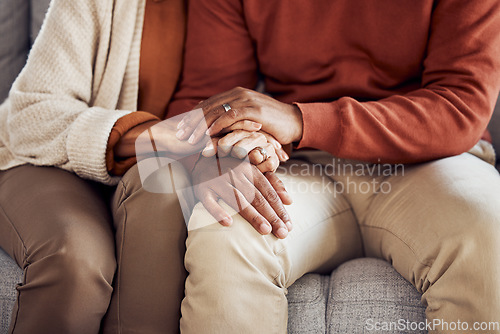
[106,111,161,175]
[295,102,343,155]
[66,107,132,185]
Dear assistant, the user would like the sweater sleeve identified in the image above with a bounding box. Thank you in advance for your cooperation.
[296,0,500,163]
[5,0,140,185]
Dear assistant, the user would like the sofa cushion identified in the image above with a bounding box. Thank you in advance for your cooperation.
[0,248,22,334]
[326,258,426,334]
[287,274,329,333]
[30,0,52,44]
[0,0,30,103]
[489,94,500,168]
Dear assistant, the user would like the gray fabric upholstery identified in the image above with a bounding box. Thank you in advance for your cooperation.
[0,248,22,333]
[326,258,426,334]
[30,0,52,44]
[286,259,426,334]
[489,94,500,168]
[0,0,50,103]
[0,0,30,103]
[287,274,329,333]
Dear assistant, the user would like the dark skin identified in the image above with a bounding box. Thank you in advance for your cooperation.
[113,112,292,238]
[180,87,305,238]
[192,155,293,238]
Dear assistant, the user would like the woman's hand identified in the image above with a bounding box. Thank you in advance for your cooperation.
[176,87,304,146]
[202,130,289,173]
[192,155,293,239]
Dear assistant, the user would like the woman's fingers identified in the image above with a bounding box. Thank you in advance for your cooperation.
[229,133,268,159]
[255,145,280,174]
[261,131,289,162]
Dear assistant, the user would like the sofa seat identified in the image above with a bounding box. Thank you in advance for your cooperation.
[0,247,426,334]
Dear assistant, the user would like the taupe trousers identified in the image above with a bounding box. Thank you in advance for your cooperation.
[180,146,500,334]
[0,164,192,333]
[0,143,499,333]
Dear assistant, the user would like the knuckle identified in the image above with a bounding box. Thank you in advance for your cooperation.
[276,208,289,220]
[263,189,280,203]
[269,217,282,227]
[227,108,239,119]
[252,194,267,208]
[250,214,262,226]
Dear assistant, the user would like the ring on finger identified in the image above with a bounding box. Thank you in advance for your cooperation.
[222,103,232,112]
[253,146,268,161]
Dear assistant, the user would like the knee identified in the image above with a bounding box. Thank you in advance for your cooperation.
[185,202,287,283]
[36,227,116,293]
[431,199,500,277]
[120,160,192,196]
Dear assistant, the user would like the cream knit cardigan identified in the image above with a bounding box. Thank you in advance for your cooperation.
[0,0,146,185]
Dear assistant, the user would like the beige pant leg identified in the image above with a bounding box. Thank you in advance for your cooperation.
[102,163,195,334]
[324,151,500,334]
[180,158,362,334]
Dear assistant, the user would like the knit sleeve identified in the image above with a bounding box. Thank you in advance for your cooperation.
[5,0,142,185]
[296,0,500,163]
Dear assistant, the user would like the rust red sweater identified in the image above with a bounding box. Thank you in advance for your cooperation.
[168,0,500,164]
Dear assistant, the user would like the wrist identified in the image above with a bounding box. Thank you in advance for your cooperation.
[290,104,303,143]
[114,120,159,158]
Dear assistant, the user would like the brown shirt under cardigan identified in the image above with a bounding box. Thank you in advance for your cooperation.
[106,0,185,175]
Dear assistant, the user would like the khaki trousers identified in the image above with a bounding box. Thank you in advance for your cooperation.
[181,147,500,334]
[0,163,191,334]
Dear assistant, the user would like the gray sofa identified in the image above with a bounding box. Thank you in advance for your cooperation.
[0,1,498,333]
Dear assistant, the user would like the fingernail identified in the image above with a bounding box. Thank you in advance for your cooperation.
[252,122,262,129]
[177,119,185,129]
[285,222,293,231]
[176,129,185,139]
[260,223,272,234]
[283,152,289,160]
[188,134,195,144]
[274,141,282,149]
[206,125,215,136]
[277,227,288,239]
[221,216,233,226]
[202,143,215,156]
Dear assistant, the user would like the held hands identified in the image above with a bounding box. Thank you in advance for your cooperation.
[173,87,304,237]
[176,87,304,146]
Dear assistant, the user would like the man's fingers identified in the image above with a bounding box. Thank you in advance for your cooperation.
[177,89,238,141]
[265,171,293,206]
[222,120,262,133]
[253,170,291,238]
[206,104,254,136]
[200,190,233,226]
[217,179,273,235]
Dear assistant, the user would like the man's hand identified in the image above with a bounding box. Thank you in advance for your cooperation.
[192,155,293,239]
[176,87,304,146]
